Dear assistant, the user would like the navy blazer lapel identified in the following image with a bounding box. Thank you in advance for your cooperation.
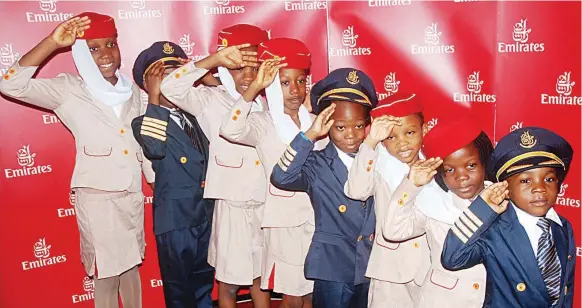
[323,142,349,186]
[550,220,568,289]
[499,205,550,302]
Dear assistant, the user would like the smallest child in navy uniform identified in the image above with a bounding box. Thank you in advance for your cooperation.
[441,127,577,308]
[270,68,377,308]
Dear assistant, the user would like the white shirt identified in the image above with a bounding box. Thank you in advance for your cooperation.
[512,203,563,257]
[160,105,190,129]
[111,104,123,118]
[333,144,355,171]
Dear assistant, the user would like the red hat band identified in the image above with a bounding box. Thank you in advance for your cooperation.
[422,117,482,159]
[74,12,117,40]
[217,24,269,49]
[258,38,311,70]
[371,93,422,118]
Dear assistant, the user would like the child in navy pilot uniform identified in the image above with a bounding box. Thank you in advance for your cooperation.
[271,68,378,308]
[441,127,576,308]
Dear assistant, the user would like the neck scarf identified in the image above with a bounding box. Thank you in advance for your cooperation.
[71,40,132,107]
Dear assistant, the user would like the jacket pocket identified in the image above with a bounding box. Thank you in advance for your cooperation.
[214,155,243,168]
[429,268,459,290]
[375,234,401,250]
[83,145,112,157]
[268,184,295,198]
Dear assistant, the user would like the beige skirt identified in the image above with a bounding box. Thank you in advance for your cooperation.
[208,199,264,285]
[74,189,145,279]
[261,222,314,296]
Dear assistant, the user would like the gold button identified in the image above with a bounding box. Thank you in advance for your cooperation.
[338,205,347,213]
[368,160,373,165]
[123,149,129,155]
[398,199,404,206]
[235,109,241,115]
[516,283,526,292]
[413,242,420,248]
[369,234,374,241]
[180,157,187,163]
[255,160,260,166]
[182,68,188,73]
[357,235,363,242]
[232,115,238,121]
[473,283,480,290]
[174,73,181,78]
[564,286,568,295]
[120,128,125,134]
[366,166,372,172]
[201,181,205,188]
[568,254,572,261]
[8,68,15,74]
[3,74,9,80]
[403,192,408,198]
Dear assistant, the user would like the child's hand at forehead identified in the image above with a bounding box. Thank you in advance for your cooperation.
[480,181,509,214]
[364,115,402,149]
[408,157,443,187]
[305,103,336,141]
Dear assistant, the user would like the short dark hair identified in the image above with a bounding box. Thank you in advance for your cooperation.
[434,131,494,192]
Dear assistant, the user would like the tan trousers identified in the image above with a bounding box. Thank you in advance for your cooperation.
[94,266,142,308]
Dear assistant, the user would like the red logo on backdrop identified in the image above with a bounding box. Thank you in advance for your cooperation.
[330,26,372,57]
[453,71,497,103]
[541,71,581,106]
[118,0,162,20]
[412,23,455,55]
[204,0,245,16]
[498,18,545,53]
[426,118,438,132]
[72,277,95,304]
[150,277,163,288]
[4,145,53,179]
[284,0,327,11]
[22,238,67,271]
[58,191,76,218]
[556,183,581,208]
[25,0,74,23]
[305,75,313,93]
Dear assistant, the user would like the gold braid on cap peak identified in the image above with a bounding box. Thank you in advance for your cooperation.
[317,88,372,106]
[143,57,184,81]
[496,151,565,180]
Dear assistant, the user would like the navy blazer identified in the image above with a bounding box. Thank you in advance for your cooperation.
[441,197,576,308]
[271,133,375,285]
[132,104,213,236]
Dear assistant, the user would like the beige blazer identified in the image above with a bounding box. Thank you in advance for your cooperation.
[0,62,155,190]
[160,61,267,203]
[346,143,430,284]
[219,98,327,228]
[383,178,486,308]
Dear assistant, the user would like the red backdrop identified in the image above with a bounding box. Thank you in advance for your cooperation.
[0,1,579,307]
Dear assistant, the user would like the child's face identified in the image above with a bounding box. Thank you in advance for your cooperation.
[382,114,426,164]
[279,68,307,113]
[441,143,486,200]
[86,37,121,80]
[228,46,259,95]
[506,167,559,217]
[329,101,368,154]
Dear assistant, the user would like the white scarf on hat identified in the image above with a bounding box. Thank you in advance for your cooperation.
[375,144,463,225]
[265,73,312,145]
[217,66,263,112]
[71,40,133,108]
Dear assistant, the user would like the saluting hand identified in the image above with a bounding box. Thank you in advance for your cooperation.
[480,181,509,214]
[252,58,288,90]
[144,61,164,102]
[408,158,443,187]
[364,115,402,148]
[50,16,91,48]
[214,44,258,69]
[305,104,336,141]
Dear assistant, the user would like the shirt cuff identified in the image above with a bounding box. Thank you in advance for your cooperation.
[299,132,314,143]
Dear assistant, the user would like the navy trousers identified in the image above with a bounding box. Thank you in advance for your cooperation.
[313,279,370,308]
[155,221,214,308]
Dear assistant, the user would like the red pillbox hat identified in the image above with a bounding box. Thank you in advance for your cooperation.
[422,117,482,159]
[74,12,117,40]
[370,93,422,118]
[258,38,311,70]
[217,24,269,49]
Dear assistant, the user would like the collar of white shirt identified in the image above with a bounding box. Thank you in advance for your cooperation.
[512,203,562,257]
[333,143,355,171]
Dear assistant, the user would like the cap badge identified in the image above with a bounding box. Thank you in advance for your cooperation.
[221,38,228,47]
[77,30,85,38]
[520,131,537,149]
[162,43,174,55]
[346,70,360,85]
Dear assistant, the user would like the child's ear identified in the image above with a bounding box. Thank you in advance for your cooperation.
[422,124,428,137]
